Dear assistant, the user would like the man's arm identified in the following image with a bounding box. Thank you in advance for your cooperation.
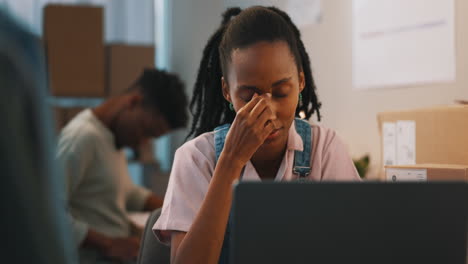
[58,130,143,262]
[82,229,140,262]
[127,184,163,212]
[57,134,94,246]
[143,193,164,211]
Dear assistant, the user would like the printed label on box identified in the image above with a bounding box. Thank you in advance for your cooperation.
[386,168,427,182]
[383,122,397,166]
[396,120,416,165]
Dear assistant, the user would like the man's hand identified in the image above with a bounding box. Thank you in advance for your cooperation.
[143,194,164,211]
[83,229,141,262]
[102,236,140,262]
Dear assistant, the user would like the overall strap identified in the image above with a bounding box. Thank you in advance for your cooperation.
[214,124,231,162]
[215,120,313,177]
[213,123,232,264]
[293,118,313,179]
[214,120,312,264]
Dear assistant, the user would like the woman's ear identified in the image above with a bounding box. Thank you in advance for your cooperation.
[221,77,232,103]
[299,71,305,93]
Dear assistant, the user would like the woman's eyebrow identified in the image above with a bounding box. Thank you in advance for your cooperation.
[237,85,260,92]
[271,76,292,87]
[236,76,292,92]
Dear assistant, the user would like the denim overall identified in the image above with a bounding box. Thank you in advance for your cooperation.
[213,118,313,264]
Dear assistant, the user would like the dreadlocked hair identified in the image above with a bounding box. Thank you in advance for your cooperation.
[187,6,321,139]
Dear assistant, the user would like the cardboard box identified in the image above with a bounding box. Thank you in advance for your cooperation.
[386,164,468,182]
[66,107,85,121]
[44,5,105,97]
[53,107,85,131]
[53,107,67,132]
[377,105,468,177]
[106,44,155,96]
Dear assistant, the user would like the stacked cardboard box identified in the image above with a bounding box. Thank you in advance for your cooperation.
[43,5,156,98]
[385,164,468,182]
[44,5,106,97]
[377,105,468,178]
[54,107,85,131]
[106,44,155,96]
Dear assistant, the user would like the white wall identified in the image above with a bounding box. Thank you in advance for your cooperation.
[301,0,468,178]
[167,0,224,159]
[0,0,154,44]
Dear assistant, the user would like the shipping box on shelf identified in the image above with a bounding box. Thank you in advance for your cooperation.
[377,105,468,178]
[44,5,105,97]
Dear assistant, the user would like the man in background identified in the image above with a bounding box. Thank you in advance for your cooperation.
[57,68,188,263]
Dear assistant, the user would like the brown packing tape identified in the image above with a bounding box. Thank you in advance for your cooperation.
[455,100,468,105]
[428,167,467,181]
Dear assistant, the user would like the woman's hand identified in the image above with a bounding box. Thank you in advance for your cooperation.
[222,93,280,167]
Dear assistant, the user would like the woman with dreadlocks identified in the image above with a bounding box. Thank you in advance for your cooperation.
[153,6,360,264]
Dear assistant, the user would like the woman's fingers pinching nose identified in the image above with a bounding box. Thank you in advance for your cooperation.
[272,118,281,129]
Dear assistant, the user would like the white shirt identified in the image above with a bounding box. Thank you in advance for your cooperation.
[153,121,360,243]
[57,109,151,263]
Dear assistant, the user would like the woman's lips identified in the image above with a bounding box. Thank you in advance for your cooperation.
[266,128,281,140]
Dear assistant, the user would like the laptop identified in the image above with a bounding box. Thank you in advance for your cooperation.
[229,182,468,264]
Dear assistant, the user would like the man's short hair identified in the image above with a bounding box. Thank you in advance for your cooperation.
[129,68,188,130]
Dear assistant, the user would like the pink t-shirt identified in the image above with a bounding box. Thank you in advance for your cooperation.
[153,121,361,243]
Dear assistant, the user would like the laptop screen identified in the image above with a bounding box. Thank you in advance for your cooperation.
[230,182,468,264]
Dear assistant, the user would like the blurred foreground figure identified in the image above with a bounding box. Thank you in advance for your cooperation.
[0,7,78,264]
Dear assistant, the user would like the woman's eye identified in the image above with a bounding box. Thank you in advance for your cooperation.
[273,93,288,98]
[240,90,255,102]
[273,86,291,98]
